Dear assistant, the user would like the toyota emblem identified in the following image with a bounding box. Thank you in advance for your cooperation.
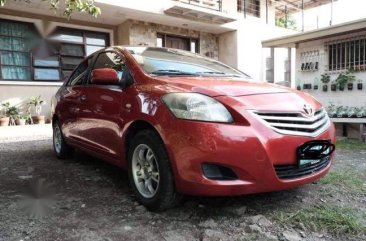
[303,104,313,116]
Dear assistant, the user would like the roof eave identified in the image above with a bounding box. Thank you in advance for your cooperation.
[262,18,366,48]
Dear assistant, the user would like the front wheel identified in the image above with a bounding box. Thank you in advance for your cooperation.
[53,121,73,159]
[128,130,181,211]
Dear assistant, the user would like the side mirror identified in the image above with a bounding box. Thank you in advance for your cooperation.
[91,68,119,85]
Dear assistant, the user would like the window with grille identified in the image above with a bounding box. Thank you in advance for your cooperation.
[327,38,366,71]
[0,20,39,80]
[43,28,110,81]
[237,0,260,18]
[0,18,110,82]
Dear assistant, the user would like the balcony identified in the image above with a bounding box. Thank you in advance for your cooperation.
[175,0,222,12]
[165,0,236,24]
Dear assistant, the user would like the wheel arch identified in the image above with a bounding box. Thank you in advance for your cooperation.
[124,120,161,159]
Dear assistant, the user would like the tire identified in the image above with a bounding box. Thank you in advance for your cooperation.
[53,120,74,159]
[127,129,181,211]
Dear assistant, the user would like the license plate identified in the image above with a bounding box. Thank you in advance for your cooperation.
[297,140,334,167]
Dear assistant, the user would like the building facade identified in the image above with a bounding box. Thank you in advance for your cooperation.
[263,18,366,139]
[0,0,296,117]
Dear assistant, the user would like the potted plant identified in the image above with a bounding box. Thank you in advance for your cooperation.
[326,103,336,118]
[347,107,356,118]
[357,80,363,90]
[320,73,330,92]
[7,105,19,125]
[0,102,10,127]
[15,115,27,126]
[336,69,355,91]
[28,95,45,124]
[356,107,366,118]
[335,72,347,91]
[331,81,337,91]
[336,106,347,118]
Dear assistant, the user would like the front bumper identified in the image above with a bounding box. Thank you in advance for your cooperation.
[159,115,336,196]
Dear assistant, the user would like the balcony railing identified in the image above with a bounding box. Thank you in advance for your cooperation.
[174,0,222,12]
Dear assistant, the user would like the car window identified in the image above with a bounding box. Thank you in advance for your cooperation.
[66,58,92,86]
[91,52,126,83]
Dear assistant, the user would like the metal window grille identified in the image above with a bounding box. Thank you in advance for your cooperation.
[327,37,366,71]
[237,0,260,18]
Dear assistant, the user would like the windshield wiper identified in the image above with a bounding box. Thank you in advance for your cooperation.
[150,70,199,76]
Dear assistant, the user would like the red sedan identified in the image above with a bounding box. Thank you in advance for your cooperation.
[51,46,336,211]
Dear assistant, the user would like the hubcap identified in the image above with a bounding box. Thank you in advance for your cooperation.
[132,144,160,198]
[53,125,62,154]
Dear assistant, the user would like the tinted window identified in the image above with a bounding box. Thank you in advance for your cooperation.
[92,52,126,82]
[67,58,91,86]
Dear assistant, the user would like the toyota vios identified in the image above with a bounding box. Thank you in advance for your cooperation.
[51,46,336,211]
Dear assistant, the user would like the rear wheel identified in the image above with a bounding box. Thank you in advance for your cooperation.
[128,130,181,211]
[53,121,73,159]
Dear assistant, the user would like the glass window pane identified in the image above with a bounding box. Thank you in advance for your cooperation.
[86,33,106,46]
[60,44,84,56]
[50,30,83,43]
[1,52,30,66]
[0,21,34,38]
[2,66,30,80]
[34,56,59,67]
[62,70,73,81]
[61,57,83,70]
[34,68,60,80]
[0,37,27,51]
[86,45,104,56]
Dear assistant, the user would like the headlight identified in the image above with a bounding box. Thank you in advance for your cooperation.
[162,93,233,123]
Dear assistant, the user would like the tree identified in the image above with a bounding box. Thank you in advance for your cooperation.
[0,0,101,18]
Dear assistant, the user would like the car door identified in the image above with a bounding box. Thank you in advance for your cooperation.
[58,58,91,141]
[77,51,130,159]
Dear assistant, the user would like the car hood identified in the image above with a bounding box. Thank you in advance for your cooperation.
[154,76,291,97]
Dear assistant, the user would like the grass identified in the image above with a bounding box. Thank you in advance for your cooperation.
[274,205,366,235]
[319,169,366,193]
[336,139,366,150]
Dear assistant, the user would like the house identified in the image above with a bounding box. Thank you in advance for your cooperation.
[263,18,366,140]
[0,0,326,117]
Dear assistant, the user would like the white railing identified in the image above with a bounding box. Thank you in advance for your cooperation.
[173,0,222,11]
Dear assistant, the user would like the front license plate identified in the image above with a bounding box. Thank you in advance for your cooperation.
[297,140,334,167]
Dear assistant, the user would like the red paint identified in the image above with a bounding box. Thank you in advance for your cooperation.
[52,47,336,197]
[91,68,120,85]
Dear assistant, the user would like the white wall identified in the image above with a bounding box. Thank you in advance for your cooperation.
[0,84,60,117]
[295,31,366,109]
[232,20,296,81]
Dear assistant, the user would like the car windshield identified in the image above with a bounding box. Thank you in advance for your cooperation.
[125,47,251,79]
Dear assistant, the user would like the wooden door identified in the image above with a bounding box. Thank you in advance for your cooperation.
[165,36,189,51]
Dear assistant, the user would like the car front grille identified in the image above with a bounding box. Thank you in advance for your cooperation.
[274,156,330,180]
[249,108,330,137]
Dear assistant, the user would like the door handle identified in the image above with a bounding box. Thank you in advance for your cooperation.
[80,95,87,102]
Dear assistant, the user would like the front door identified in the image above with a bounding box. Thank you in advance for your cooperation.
[59,58,91,141]
[165,36,189,51]
[77,51,128,159]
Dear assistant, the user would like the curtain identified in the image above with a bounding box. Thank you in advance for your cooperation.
[1,67,30,80]
[0,21,35,81]
[1,52,30,66]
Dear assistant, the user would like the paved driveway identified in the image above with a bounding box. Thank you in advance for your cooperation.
[0,126,365,241]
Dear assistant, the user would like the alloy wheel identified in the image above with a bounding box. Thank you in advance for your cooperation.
[131,144,160,198]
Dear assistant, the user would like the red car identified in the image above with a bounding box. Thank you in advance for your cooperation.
[51,46,336,211]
